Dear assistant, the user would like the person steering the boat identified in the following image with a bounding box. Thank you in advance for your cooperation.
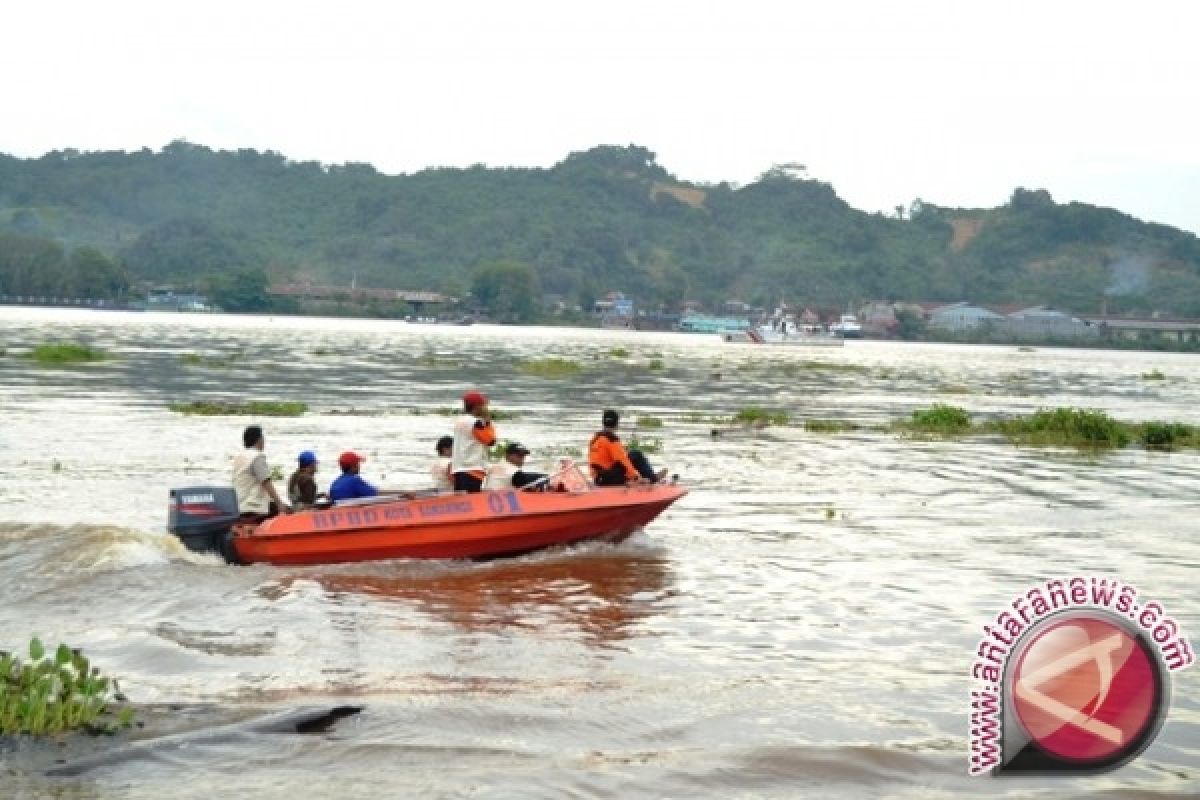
[487,442,548,490]
[429,435,454,491]
[588,410,668,486]
[329,451,379,502]
[451,390,496,493]
[232,424,292,519]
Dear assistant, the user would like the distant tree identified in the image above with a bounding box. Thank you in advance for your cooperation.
[122,218,258,281]
[472,259,539,322]
[68,247,129,299]
[207,267,270,312]
[0,232,65,295]
[757,162,808,183]
[895,307,927,340]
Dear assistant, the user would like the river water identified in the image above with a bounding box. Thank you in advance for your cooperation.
[0,307,1197,798]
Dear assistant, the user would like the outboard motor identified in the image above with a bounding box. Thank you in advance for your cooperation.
[168,486,241,562]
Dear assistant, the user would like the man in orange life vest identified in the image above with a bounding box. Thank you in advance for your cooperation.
[451,390,497,493]
[588,409,667,486]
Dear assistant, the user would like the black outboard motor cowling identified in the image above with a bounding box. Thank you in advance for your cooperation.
[168,486,240,558]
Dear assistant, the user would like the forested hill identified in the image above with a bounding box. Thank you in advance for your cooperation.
[2,141,1200,317]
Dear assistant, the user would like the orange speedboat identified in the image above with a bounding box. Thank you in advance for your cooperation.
[168,482,686,565]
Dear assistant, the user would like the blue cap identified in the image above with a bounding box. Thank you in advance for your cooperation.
[297,450,317,466]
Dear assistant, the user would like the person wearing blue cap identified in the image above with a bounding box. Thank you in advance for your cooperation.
[287,450,323,510]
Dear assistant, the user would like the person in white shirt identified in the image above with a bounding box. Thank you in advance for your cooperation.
[487,442,546,490]
[451,390,496,493]
[231,425,291,520]
[429,436,454,491]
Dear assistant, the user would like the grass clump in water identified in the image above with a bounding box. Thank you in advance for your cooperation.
[627,434,662,454]
[1137,421,1199,450]
[28,342,107,365]
[986,407,1130,449]
[1141,369,1167,380]
[168,400,308,416]
[804,419,861,433]
[636,416,664,429]
[646,358,665,371]
[608,347,629,358]
[898,404,972,435]
[1,637,135,736]
[431,407,520,420]
[518,358,583,378]
[732,406,789,426]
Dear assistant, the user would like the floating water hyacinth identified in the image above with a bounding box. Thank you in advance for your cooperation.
[0,637,135,736]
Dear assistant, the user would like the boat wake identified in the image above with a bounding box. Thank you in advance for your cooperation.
[0,522,221,577]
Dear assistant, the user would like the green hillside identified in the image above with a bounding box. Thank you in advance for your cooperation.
[2,141,1199,317]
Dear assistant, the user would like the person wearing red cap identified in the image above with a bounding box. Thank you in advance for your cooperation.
[451,390,496,492]
[329,451,378,502]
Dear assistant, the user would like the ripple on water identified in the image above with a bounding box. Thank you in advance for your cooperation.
[1,310,1198,798]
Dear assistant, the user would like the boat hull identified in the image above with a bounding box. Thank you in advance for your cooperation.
[233,485,687,565]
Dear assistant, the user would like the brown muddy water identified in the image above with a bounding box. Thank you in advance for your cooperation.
[0,307,1197,799]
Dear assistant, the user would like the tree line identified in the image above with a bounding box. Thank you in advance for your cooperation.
[2,141,1200,320]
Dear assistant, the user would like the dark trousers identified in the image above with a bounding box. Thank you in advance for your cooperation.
[512,470,547,489]
[454,472,484,493]
[593,450,658,486]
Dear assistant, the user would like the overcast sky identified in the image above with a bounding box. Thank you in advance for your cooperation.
[4,1,1197,233]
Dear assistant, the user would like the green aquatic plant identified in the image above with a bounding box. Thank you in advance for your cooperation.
[417,353,464,368]
[627,434,662,454]
[1137,421,1198,450]
[28,342,107,365]
[636,416,664,429]
[732,406,790,426]
[898,404,973,435]
[608,347,629,358]
[518,358,583,378]
[168,400,308,416]
[1141,369,1167,380]
[646,358,665,371]
[985,407,1130,449]
[51,460,63,473]
[804,419,861,433]
[0,638,135,736]
[431,407,520,420]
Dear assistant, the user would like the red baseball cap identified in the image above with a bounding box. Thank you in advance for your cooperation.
[338,451,365,469]
[462,390,488,407]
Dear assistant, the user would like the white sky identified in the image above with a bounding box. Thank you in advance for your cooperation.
[4,0,1198,234]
